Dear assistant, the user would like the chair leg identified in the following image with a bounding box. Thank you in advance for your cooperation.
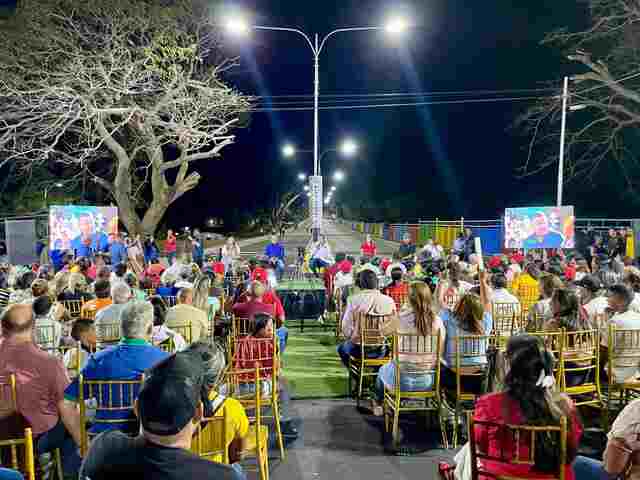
[357,366,364,408]
[55,448,64,480]
[438,404,449,449]
[453,402,460,449]
[272,400,286,461]
[392,406,400,451]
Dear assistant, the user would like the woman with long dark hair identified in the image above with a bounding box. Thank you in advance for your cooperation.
[473,334,582,480]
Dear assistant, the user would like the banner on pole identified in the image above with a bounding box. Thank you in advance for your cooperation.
[310,176,323,229]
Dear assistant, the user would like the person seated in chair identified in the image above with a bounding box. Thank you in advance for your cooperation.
[79,350,242,480]
[440,270,493,393]
[337,269,397,368]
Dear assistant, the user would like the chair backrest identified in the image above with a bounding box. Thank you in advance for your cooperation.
[355,312,391,348]
[517,285,539,313]
[393,331,441,387]
[144,288,156,298]
[231,336,277,384]
[528,330,564,383]
[191,411,227,464]
[560,329,600,393]
[78,374,145,456]
[95,322,121,345]
[162,296,178,308]
[0,427,36,480]
[34,324,58,349]
[232,316,252,341]
[82,308,97,321]
[469,413,568,480]
[443,293,461,311]
[0,374,17,415]
[171,322,193,344]
[492,302,519,336]
[454,334,493,397]
[63,300,83,318]
[608,325,640,385]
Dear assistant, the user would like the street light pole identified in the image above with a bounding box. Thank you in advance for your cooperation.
[557,76,569,207]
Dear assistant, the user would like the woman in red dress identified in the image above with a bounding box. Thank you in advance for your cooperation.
[473,334,582,480]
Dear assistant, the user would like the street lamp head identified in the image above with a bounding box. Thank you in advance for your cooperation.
[303,185,310,192]
[282,144,296,158]
[54,183,63,188]
[225,17,251,36]
[340,139,358,157]
[384,16,409,35]
[333,170,345,182]
[324,198,330,205]
[297,173,307,181]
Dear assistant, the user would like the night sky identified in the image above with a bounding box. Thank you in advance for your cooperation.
[175,0,605,229]
[5,1,636,228]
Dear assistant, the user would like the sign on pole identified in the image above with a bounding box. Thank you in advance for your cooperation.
[309,175,323,229]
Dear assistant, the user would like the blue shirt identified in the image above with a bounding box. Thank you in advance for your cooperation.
[64,339,169,434]
[265,243,285,261]
[109,241,127,267]
[156,285,177,297]
[71,233,109,258]
[192,242,204,260]
[144,245,159,263]
[441,309,493,367]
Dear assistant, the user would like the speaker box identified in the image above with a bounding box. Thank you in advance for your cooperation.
[6,219,37,265]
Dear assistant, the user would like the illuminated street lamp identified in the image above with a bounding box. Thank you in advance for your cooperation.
[333,171,345,182]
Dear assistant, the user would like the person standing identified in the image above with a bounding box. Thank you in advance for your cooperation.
[360,234,377,262]
[127,235,145,279]
[309,236,334,276]
[221,237,241,274]
[108,233,127,270]
[265,235,285,281]
[165,229,177,266]
[191,234,204,269]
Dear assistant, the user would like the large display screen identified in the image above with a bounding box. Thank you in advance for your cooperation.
[49,206,118,255]
[504,206,575,249]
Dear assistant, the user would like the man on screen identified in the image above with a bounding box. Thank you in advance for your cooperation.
[522,211,563,249]
[71,212,109,258]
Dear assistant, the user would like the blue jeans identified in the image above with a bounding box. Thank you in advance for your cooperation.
[572,456,612,480]
[273,259,285,281]
[0,468,23,480]
[276,326,289,353]
[231,462,247,480]
[374,361,435,402]
[310,258,330,274]
[36,419,81,478]
[337,340,387,368]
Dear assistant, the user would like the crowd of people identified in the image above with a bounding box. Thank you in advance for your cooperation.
[4,220,640,479]
[308,226,640,479]
[0,230,298,480]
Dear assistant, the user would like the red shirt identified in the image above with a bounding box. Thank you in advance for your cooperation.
[262,291,285,322]
[165,234,176,253]
[382,282,409,310]
[510,252,525,265]
[232,299,275,321]
[361,241,377,257]
[234,336,275,381]
[488,255,502,269]
[473,392,582,480]
[380,258,392,273]
[86,264,97,281]
[146,263,166,288]
[0,339,70,435]
[251,267,268,283]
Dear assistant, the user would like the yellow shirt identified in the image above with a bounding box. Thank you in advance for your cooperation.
[191,391,249,464]
[511,273,539,307]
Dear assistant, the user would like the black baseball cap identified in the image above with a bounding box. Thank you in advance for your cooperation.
[574,274,602,293]
[137,352,205,436]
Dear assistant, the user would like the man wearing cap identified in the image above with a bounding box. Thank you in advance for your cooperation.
[79,351,242,480]
[65,302,169,436]
[575,274,608,327]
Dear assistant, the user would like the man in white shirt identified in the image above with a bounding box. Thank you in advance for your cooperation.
[576,275,608,327]
[310,236,334,275]
[95,282,133,327]
[174,266,195,290]
[165,287,209,343]
[603,284,640,382]
[490,273,521,309]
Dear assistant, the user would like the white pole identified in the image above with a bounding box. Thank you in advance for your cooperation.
[312,34,321,240]
[557,76,569,207]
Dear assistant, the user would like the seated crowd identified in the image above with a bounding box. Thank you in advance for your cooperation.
[0,235,295,480]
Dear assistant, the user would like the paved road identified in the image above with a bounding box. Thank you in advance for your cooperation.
[229,220,400,262]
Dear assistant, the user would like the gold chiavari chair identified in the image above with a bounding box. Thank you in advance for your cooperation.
[348,312,393,407]
[383,331,445,449]
[171,322,193,345]
[468,413,569,480]
[190,411,228,464]
[515,285,539,318]
[226,365,270,480]
[62,300,83,319]
[0,428,36,480]
[229,334,285,461]
[144,288,156,298]
[443,293,461,311]
[528,330,564,384]
[82,308,97,321]
[606,326,640,419]
[0,374,17,419]
[560,329,602,408]
[95,322,121,346]
[34,324,60,351]
[78,374,145,456]
[451,334,493,447]
[491,302,520,337]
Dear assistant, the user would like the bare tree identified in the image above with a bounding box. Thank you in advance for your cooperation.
[0,0,250,235]
[519,0,640,193]
[269,192,304,233]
